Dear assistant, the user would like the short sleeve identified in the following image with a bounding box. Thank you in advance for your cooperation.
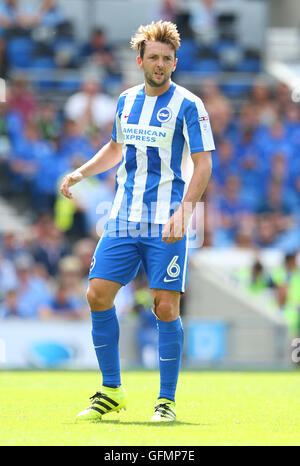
[111,94,126,144]
[183,99,215,154]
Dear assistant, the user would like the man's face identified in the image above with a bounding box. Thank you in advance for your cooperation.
[137,41,177,89]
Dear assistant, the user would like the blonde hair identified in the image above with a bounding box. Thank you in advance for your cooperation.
[130,21,180,59]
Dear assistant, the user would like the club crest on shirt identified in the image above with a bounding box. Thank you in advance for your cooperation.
[157,107,172,123]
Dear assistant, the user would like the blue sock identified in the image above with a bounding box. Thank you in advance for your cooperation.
[157,317,184,402]
[91,306,121,388]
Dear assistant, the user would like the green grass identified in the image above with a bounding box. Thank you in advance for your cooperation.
[1,370,300,446]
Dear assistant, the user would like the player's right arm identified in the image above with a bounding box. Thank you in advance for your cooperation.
[59,139,122,199]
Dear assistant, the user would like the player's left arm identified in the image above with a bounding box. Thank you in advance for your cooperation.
[162,151,212,244]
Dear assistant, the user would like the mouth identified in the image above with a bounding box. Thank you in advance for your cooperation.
[154,71,164,79]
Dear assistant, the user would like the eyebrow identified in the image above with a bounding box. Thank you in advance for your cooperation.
[148,53,173,58]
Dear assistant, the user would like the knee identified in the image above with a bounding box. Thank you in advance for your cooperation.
[154,298,179,322]
[86,285,113,311]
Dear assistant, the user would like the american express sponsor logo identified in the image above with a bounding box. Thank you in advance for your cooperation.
[122,124,173,147]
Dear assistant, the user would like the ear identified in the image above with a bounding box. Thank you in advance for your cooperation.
[173,58,178,72]
[137,56,143,70]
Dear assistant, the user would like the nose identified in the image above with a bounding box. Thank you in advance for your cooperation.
[156,57,164,68]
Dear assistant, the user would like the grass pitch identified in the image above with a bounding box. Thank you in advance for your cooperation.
[1,370,300,446]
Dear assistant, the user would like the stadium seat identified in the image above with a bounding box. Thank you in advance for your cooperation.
[212,39,237,53]
[175,39,197,71]
[31,56,56,69]
[213,39,243,71]
[6,37,35,68]
[31,56,57,90]
[236,58,261,73]
[57,76,81,92]
[220,80,252,98]
[193,59,221,74]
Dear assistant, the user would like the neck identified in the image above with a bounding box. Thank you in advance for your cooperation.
[144,79,172,97]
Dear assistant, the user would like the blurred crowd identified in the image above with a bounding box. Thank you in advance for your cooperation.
[154,0,261,74]
[204,79,300,252]
[0,0,122,90]
[235,252,300,338]
[0,0,261,84]
[0,0,300,343]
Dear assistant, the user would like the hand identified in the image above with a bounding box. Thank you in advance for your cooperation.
[162,204,193,244]
[59,171,84,199]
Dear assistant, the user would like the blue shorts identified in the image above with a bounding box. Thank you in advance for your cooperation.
[89,220,189,293]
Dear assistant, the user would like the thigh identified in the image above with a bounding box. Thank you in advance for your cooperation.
[88,277,122,299]
[89,232,141,286]
[140,234,189,293]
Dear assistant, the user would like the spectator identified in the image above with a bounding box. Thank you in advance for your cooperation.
[215,175,253,245]
[0,289,19,318]
[249,80,277,126]
[201,80,234,139]
[236,129,264,210]
[189,0,218,46]
[236,259,272,294]
[0,99,24,190]
[271,253,300,305]
[81,28,120,79]
[8,76,37,123]
[256,180,295,225]
[36,100,61,142]
[152,0,181,23]
[274,82,292,115]
[59,119,91,161]
[254,179,299,252]
[271,253,300,335]
[0,0,37,37]
[31,211,57,243]
[13,254,51,318]
[0,231,25,262]
[58,255,87,306]
[268,153,294,194]
[39,283,86,320]
[238,101,261,135]
[284,102,300,140]
[0,96,24,146]
[262,118,293,163]
[254,214,278,248]
[0,0,17,34]
[31,222,69,276]
[212,138,238,188]
[64,77,116,133]
[0,251,17,301]
[9,120,55,207]
[37,0,66,28]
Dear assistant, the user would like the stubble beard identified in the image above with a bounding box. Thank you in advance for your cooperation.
[144,70,171,89]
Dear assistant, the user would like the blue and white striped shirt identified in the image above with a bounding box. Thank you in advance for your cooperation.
[111,81,215,225]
